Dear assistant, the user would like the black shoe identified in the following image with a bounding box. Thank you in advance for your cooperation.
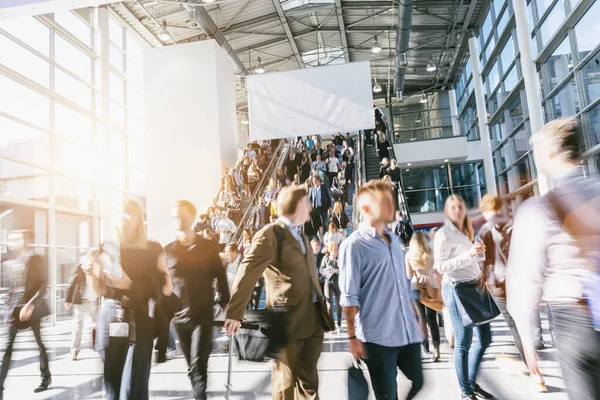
[472,383,494,399]
[461,394,477,400]
[534,340,546,351]
[34,377,51,393]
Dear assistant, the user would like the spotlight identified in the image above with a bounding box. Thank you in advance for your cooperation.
[426,56,437,72]
[255,57,265,74]
[373,78,382,93]
[158,20,170,42]
[371,36,382,54]
[241,114,250,125]
[419,91,428,104]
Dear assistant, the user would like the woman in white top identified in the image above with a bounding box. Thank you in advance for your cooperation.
[405,231,443,362]
[323,222,344,248]
[434,195,492,400]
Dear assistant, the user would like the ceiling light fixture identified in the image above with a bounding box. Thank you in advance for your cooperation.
[426,56,437,72]
[407,163,412,166]
[241,114,250,125]
[373,78,382,93]
[419,91,428,104]
[444,159,449,162]
[255,57,265,74]
[203,0,217,3]
[371,36,382,54]
[399,52,408,68]
[158,20,170,42]
[145,0,158,5]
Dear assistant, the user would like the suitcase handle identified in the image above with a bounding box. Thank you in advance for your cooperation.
[213,320,260,331]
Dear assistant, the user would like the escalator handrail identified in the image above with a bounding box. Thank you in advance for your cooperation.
[233,140,292,244]
[383,120,412,223]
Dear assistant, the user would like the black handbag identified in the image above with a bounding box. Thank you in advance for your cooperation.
[230,308,288,362]
[347,358,369,400]
[453,276,500,328]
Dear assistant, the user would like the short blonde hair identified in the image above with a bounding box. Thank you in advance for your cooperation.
[175,200,196,218]
[479,194,503,213]
[357,180,393,207]
[277,185,308,216]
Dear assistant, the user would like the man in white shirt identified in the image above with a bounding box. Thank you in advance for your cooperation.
[217,210,237,251]
[247,143,257,160]
[326,151,340,188]
[223,244,243,290]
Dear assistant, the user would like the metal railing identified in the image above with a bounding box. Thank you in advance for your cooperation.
[352,131,366,227]
[233,140,291,244]
[393,117,456,143]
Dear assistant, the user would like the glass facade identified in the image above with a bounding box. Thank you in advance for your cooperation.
[402,162,487,213]
[0,9,150,322]
[455,0,600,211]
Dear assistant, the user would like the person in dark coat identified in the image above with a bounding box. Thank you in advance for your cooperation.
[65,263,98,360]
[0,230,52,398]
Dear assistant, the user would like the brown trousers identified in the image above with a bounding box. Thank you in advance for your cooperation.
[271,307,324,400]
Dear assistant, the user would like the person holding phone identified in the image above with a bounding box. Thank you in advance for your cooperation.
[0,230,52,399]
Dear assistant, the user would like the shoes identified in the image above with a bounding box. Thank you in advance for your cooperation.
[72,351,79,361]
[34,377,51,393]
[336,326,342,334]
[461,394,477,400]
[534,340,545,351]
[156,351,167,364]
[533,376,547,393]
[432,343,441,362]
[166,349,178,360]
[472,383,494,399]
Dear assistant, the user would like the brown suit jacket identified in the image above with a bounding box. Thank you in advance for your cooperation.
[227,221,335,340]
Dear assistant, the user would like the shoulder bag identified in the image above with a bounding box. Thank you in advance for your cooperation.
[453,276,500,328]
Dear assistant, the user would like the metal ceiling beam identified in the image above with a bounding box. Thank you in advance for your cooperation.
[442,0,477,87]
[334,0,351,62]
[414,7,453,23]
[271,0,305,67]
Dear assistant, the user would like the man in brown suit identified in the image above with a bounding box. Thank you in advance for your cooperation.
[225,185,335,400]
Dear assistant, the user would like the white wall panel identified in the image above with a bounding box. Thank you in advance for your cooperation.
[247,61,374,140]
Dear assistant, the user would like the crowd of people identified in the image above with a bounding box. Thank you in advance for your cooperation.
[1,117,599,400]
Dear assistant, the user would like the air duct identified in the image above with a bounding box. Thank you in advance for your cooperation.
[183,4,246,75]
[394,0,414,99]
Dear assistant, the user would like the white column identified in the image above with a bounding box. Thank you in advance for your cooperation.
[448,88,461,136]
[97,6,114,242]
[468,36,498,195]
[513,0,550,194]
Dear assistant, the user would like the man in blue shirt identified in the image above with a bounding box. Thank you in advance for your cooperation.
[340,180,423,400]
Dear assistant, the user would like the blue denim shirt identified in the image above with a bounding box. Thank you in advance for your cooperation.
[339,225,423,347]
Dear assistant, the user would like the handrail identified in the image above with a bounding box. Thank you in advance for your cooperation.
[352,130,366,227]
[233,139,291,243]
[383,120,412,223]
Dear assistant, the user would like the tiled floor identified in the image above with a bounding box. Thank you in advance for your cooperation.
[0,313,567,399]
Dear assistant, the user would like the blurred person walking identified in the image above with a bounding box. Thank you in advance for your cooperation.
[405,231,443,362]
[308,175,332,240]
[65,262,99,361]
[434,195,494,400]
[166,200,229,399]
[507,118,600,400]
[340,180,423,400]
[320,242,343,333]
[225,185,335,400]
[0,230,52,398]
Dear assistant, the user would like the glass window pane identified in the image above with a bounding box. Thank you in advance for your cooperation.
[580,51,600,106]
[55,103,93,145]
[110,44,124,72]
[515,157,532,187]
[55,175,93,210]
[405,188,451,213]
[498,171,510,195]
[489,91,499,115]
[496,8,509,36]
[126,32,144,67]
[482,11,493,47]
[109,17,124,48]
[110,71,124,103]
[128,113,144,142]
[488,61,500,91]
[485,36,496,66]
[0,34,50,86]
[55,213,91,247]
[110,101,125,129]
[545,78,580,120]
[112,161,126,190]
[55,68,92,110]
[493,0,505,16]
[111,131,125,161]
[129,166,145,194]
[54,11,91,47]
[55,138,92,180]
[0,115,49,167]
[55,34,92,83]
[0,206,48,254]
[545,37,573,96]
[0,74,49,129]
[528,2,535,30]
[0,158,49,202]
[126,60,143,88]
[451,162,485,187]
[500,36,515,73]
[575,0,600,61]
[0,17,49,56]
[536,0,555,17]
[128,86,144,117]
[513,125,529,159]
[504,65,518,93]
[586,101,600,146]
[454,185,486,208]
[540,1,565,47]
[402,166,449,190]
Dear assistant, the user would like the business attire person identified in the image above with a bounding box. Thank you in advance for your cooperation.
[308,178,332,234]
[0,251,52,397]
[65,264,99,360]
[227,218,335,400]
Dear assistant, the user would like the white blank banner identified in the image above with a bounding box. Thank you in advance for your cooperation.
[247,61,374,140]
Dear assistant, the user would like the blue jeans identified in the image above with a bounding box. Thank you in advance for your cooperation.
[364,342,423,400]
[442,282,492,396]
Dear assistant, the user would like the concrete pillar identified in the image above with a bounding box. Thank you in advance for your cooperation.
[468,36,498,195]
[448,88,461,136]
[513,0,550,194]
[144,40,238,244]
